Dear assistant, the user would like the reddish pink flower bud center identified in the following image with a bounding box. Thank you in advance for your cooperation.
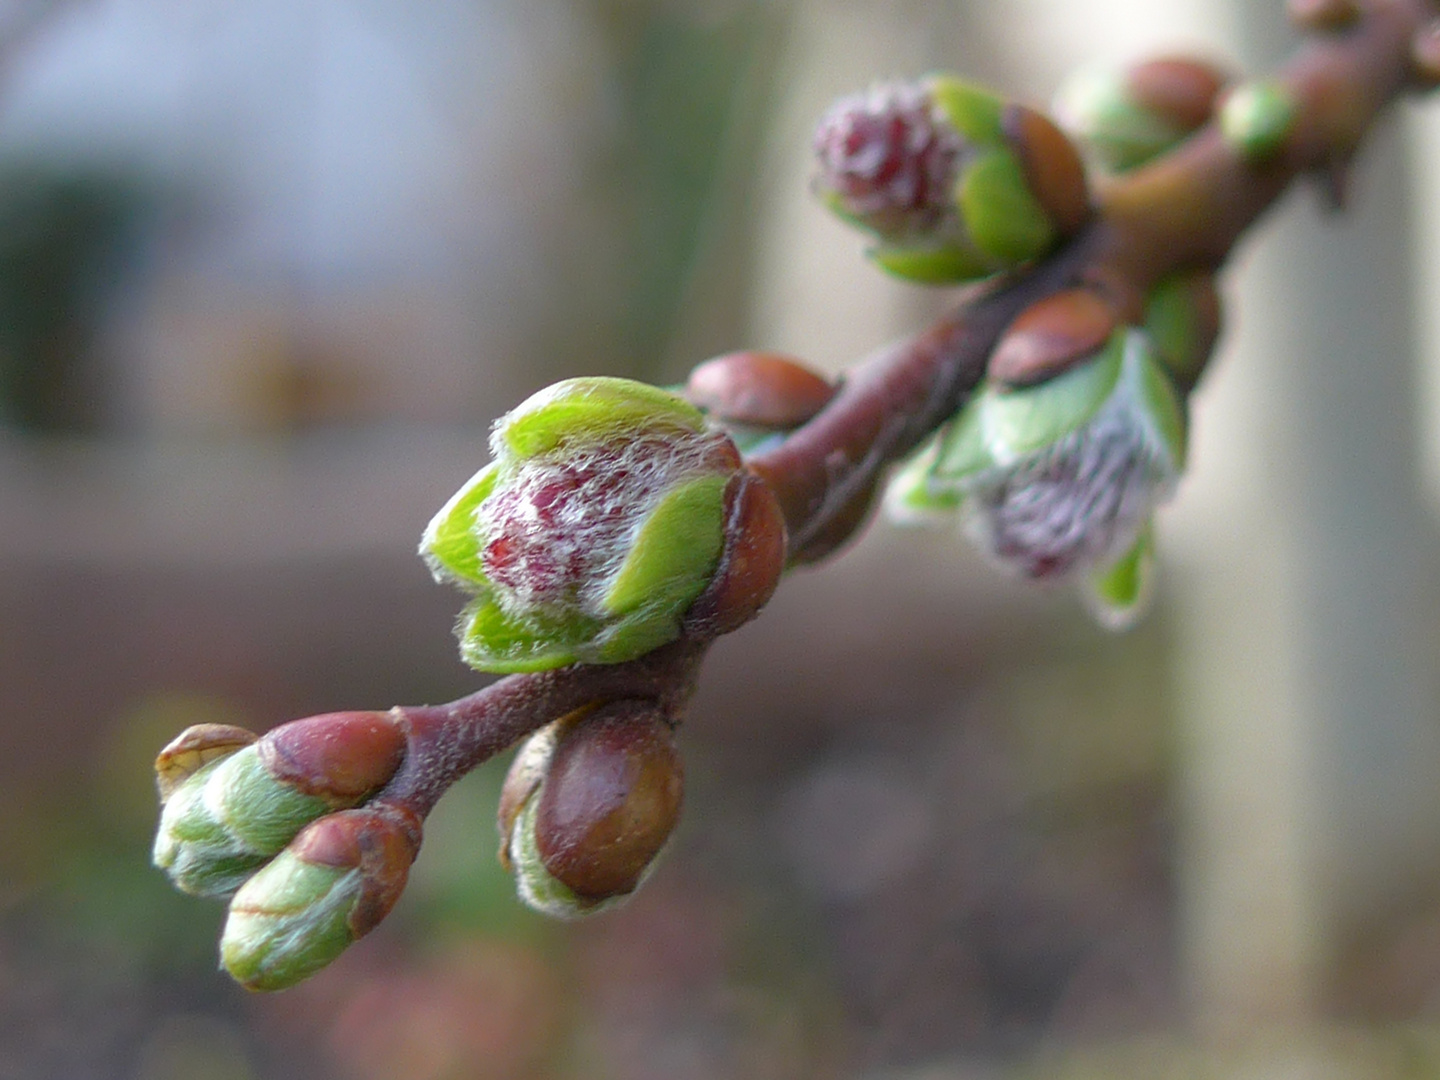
[478,432,736,615]
[814,82,963,233]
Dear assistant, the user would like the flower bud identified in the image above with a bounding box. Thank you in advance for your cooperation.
[421,377,751,673]
[498,701,683,918]
[220,807,420,991]
[813,75,1080,284]
[1219,80,1296,164]
[886,327,1186,627]
[1053,57,1226,173]
[153,713,405,900]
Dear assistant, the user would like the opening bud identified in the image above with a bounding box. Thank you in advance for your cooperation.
[1053,57,1227,173]
[153,713,405,901]
[813,76,1075,284]
[220,807,421,991]
[498,701,683,918]
[886,327,1186,628]
[421,377,752,672]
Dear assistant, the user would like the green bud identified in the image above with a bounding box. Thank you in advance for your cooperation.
[220,808,419,991]
[1219,80,1296,163]
[153,741,330,900]
[886,328,1185,627]
[221,850,359,990]
[421,377,744,673]
[812,75,1071,284]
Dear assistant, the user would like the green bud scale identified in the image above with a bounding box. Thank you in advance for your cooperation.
[153,742,331,900]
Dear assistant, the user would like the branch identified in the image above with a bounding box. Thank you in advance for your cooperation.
[151,0,1440,990]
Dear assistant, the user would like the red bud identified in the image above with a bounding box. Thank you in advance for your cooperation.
[533,701,683,902]
[686,351,837,430]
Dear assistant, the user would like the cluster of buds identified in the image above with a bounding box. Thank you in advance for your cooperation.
[888,272,1220,629]
[421,376,786,672]
[812,74,1088,283]
[152,712,414,990]
[497,700,684,918]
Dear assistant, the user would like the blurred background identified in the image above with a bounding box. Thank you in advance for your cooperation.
[5,0,1440,1076]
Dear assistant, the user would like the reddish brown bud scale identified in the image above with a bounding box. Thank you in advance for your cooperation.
[1413,22,1440,88]
[989,289,1119,387]
[288,806,422,938]
[1002,104,1090,237]
[155,723,258,801]
[258,711,407,805]
[681,471,787,638]
[1288,0,1360,32]
[686,351,837,430]
[1126,58,1228,132]
[534,701,683,902]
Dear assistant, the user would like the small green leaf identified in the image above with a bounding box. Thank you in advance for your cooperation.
[926,75,1004,145]
[1083,525,1155,632]
[959,149,1055,264]
[457,597,595,674]
[982,333,1124,463]
[886,440,965,524]
[419,463,499,588]
[868,240,994,284]
[499,378,705,459]
[601,474,727,620]
[1143,276,1200,380]
[933,397,997,482]
[1124,333,1188,470]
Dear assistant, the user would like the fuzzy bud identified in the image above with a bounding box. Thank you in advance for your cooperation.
[421,377,767,672]
[813,75,1080,283]
[153,713,405,900]
[886,327,1186,629]
[498,701,683,919]
[220,807,420,991]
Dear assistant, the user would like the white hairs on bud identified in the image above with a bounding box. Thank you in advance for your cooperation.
[477,431,728,619]
[964,384,1178,580]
